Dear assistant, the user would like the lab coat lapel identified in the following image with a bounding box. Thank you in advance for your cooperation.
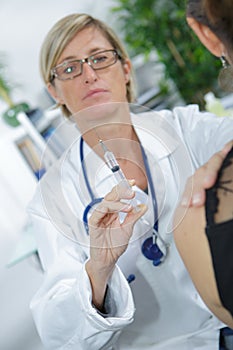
[132,111,189,243]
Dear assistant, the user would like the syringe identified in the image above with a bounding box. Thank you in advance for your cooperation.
[99,139,137,208]
[99,139,168,262]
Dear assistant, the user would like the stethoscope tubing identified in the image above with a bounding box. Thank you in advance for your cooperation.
[140,145,158,232]
[80,137,103,233]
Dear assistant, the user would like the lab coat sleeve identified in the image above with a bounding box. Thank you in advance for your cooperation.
[170,104,233,167]
[28,196,135,350]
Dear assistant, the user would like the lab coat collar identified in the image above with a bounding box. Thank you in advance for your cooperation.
[79,110,180,188]
[131,111,179,160]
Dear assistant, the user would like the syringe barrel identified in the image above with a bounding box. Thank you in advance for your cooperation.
[102,144,137,207]
[114,169,138,208]
[103,151,131,188]
[113,169,129,187]
[104,150,119,170]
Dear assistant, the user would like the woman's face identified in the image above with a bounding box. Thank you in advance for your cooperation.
[47,26,131,116]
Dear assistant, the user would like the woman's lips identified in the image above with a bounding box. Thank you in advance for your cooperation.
[83,88,108,99]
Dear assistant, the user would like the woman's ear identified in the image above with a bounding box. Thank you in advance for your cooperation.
[47,82,65,105]
[122,58,131,84]
[187,17,224,57]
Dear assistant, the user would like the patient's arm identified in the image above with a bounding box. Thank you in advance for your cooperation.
[174,149,233,328]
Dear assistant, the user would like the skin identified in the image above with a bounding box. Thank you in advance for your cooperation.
[174,204,233,328]
[46,26,147,310]
[88,181,147,310]
[47,20,233,318]
[181,141,233,207]
[48,26,148,190]
[47,26,131,116]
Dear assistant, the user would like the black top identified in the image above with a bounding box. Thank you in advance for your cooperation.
[205,147,233,317]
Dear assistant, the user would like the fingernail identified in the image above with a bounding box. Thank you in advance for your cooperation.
[192,193,202,206]
[133,204,147,213]
[128,179,135,186]
[181,196,189,207]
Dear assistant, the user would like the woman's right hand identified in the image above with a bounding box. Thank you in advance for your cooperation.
[86,180,147,310]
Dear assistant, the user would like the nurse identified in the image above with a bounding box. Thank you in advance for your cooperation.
[29,13,233,350]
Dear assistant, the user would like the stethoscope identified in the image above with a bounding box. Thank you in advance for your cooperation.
[80,137,168,266]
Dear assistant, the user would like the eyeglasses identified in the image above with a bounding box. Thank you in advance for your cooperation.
[50,49,121,81]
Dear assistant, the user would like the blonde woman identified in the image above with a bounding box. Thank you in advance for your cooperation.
[29,12,233,350]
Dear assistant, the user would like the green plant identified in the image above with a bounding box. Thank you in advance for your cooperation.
[0,55,14,108]
[111,0,221,108]
[0,54,30,127]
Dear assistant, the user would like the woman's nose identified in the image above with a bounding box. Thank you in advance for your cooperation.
[82,62,98,84]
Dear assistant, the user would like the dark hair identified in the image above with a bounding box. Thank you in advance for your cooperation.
[186,0,233,62]
[186,0,210,27]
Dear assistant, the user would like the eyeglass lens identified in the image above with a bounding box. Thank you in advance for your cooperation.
[53,50,118,80]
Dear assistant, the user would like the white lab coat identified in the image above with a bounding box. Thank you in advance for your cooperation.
[28,105,233,350]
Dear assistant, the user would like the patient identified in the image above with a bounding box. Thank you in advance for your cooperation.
[174,0,233,329]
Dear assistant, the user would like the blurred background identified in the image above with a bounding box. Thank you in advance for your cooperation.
[0,1,232,349]
[0,1,116,350]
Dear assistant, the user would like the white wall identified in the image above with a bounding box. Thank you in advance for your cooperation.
[0,0,117,108]
[0,2,117,349]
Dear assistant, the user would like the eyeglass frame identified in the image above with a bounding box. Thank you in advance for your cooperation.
[50,49,121,82]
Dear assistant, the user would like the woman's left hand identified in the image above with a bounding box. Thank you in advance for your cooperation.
[86,180,147,310]
[88,180,147,268]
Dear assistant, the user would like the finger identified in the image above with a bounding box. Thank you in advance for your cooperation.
[201,150,228,188]
[88,204,109,227]
[104,179,136,202]
[88,200,132,227]
[202,140,232,188]
[181,148,229,208]
[222,140,233,155]
[100,200,133,214]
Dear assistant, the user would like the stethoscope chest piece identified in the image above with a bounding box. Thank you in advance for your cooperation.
[141,236,165,266]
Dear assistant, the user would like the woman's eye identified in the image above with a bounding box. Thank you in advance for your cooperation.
[93,55,107,64]
[64,65,76,74]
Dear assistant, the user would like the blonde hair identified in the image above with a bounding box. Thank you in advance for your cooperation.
[40,13,135,117]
